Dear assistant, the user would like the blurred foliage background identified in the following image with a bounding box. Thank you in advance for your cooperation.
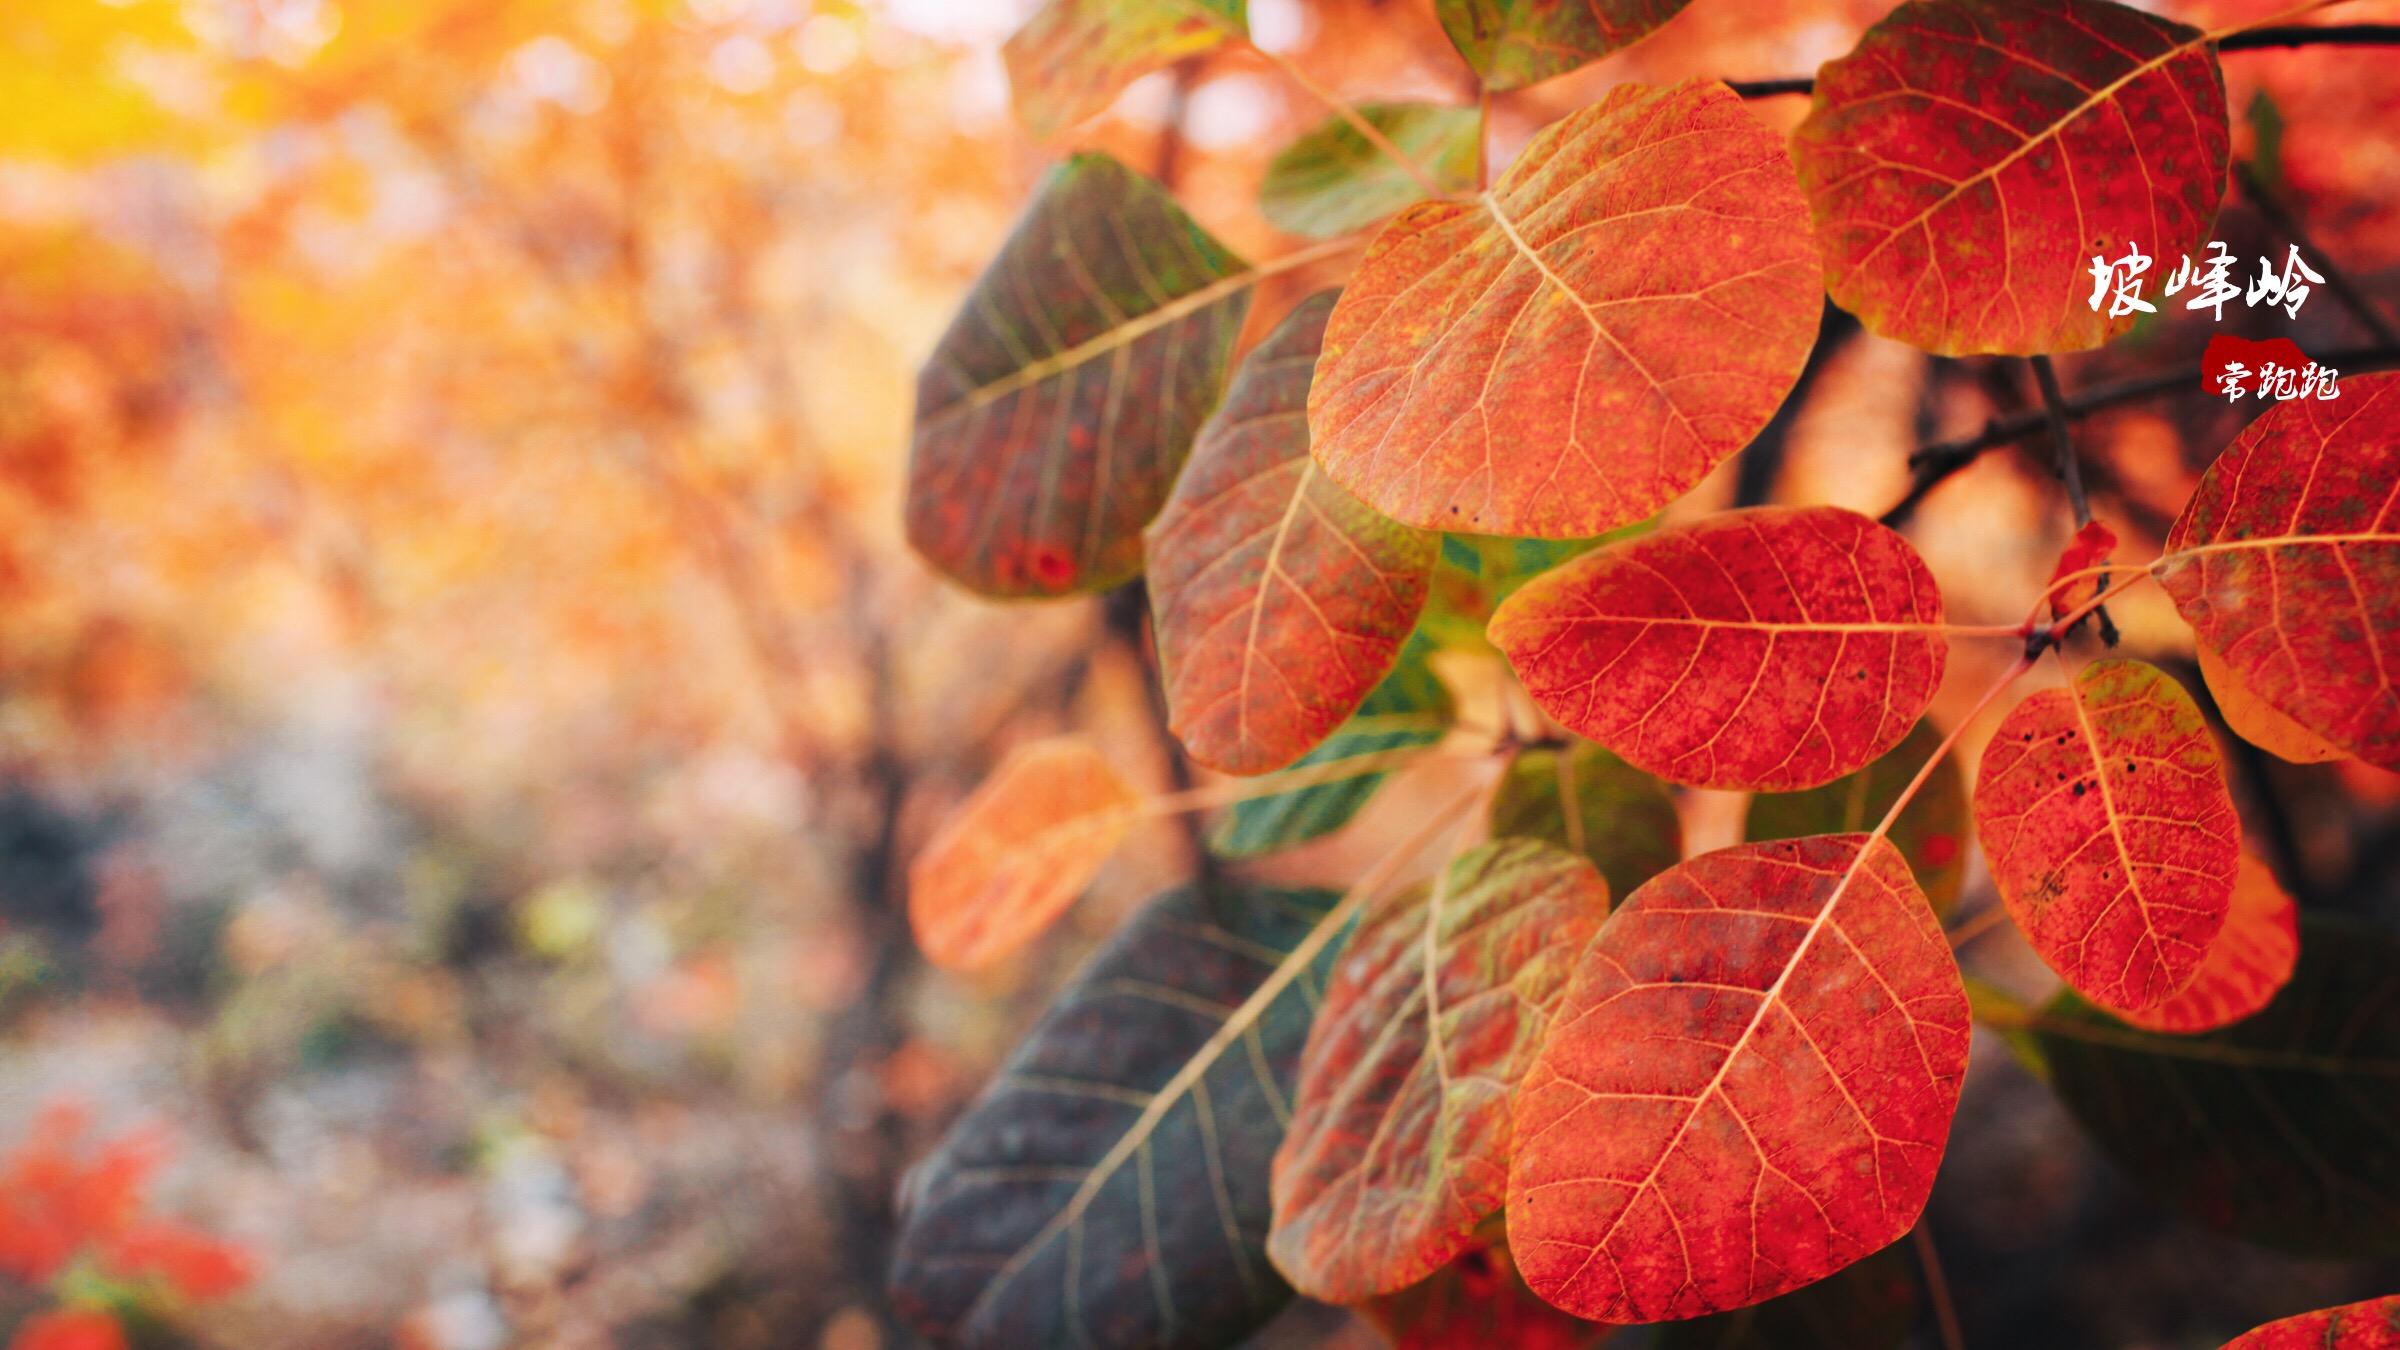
[1,1,2399,1347]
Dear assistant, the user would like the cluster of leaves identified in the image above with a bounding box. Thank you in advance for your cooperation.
[893,0,2400,1346]
[0,1102,253,1350]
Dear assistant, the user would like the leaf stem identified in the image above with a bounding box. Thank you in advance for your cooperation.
[1912,1222,1968,1350]
[1243,39,1452,200]
[1945,902,2012,951]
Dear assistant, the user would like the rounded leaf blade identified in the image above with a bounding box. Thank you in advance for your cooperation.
[2221,1296,2400,1349]
[1270,839,1609,1301]
[1148,292,1437,775]
[1792,0,2228,355]
[1260,104,1481,240]
[1003,0,1242,143]
[1975,659,2239,1014]
[1489,506,1947,791]
[1506,835,1971,1323]
[1308,79,1820,539]
[2120,854,2297,1035]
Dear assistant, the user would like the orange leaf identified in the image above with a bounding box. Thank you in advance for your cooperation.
[2155,371,2400,768]
[1792,0,2228,355]
[5,1311,126,1350]
[1358,1232,1615,1349]
[906,738,1139,971]
[2199,644,2348,765]
[1489,506,1946,791]
[1269,840,1609,1301]
[1307,79,1820,539]
[1506,835,1970,1323]
[1975,659,2239,1014]
[2220,1296,2400,1349]
[2119,854,2296,1035]
[2047,519,2118,621]
[1147,292,1436,776]
[1001,0,1239,143]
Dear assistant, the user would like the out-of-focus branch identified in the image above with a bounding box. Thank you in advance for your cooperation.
[1732,301,1858,507]
[2235,161,2400,347]
[2029,354,2118,644]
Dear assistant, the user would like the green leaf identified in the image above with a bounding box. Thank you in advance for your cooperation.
[2036,916,2400,1258]
[1435,0,1698,92]
[1487,741,1681,901]
[1654,1238,1918,1350]
[1420,530,1636,651]
[888,880,1342,1349]
[1003,0,1246,142]
[1259,103,1481,239]
[2246,89,2286,195]
[1211,633,1450,857]
[1746,720,1968,917]
[907,152,1251,598]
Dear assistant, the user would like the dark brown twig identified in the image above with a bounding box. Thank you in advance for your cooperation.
[2028,354,2118,644]
[1731,24,2400,99]
[2234,160,2400,347]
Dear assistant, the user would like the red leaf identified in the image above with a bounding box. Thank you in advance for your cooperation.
[2199,644,2348,765]
[5,1311,127,1350]
[1358,1232,1615,1349]
[2202,334,2309,405]
[0,1104,160,1286]
[1001,0,1239,143]
[1792,0,2228,355]
[104,1219,255,1301]
[1488,506,1946,791]
[1147,292,1436,775]
[1506,835,1970,1323]
[1308,79,1820,539]
[906,737,1140,971]
[2120,854,2296,1035]
[1270,839,1609,1301]
[2220,1296,2400,1349]
[2047,520,2118,621]
[2155,371,2400,767]
[1975,659,2239,1014]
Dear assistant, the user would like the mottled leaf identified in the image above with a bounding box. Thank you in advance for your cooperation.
[2047,520,2118,622]
[2121,854,2297,1035]
[1270,840,1609,1301]
[1359,1231,1616,1349]
[1747,720,1968,918]
[1211,632,1451,857]
[1508,835,1971,1323]
[2155,371,2400,767]
[2221,1296,2400,1350]
[1148,292,1436,776]
[1791,0,2229,355]
[2037,916,2400,1258]
[1308,79,1820,539]
[2199,644,2348,765]
[889,881,1341,1349]
[1490,506,1947,792]
[1654,1238,1918,1350]
[1974,659,2239,1014]
[908,737,1140,971]
[908,153,1251,598]
[1003,0,1244,143]
[1435,0,1698,93]
[1489,742,1682,901]
[1261,104,1481,240]
[1422,533,1625,651]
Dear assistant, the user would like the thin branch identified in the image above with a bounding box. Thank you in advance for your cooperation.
[2234,160,2400,347]
[2029,354,2117,644]
[1731,23,2400,99]
[1913,1222,1968,1350]
[1246,40,1450,199]
[1879,344,2400,527]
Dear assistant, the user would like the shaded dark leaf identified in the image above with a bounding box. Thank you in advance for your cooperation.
[1489,741,1681,901]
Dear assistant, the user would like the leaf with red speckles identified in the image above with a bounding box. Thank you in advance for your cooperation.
[2199,645,2348,765]
[1148,292,1437,776]
[1002,0,1243,143]
[1791,0,2228,355]
[1974,659,2239,1014]
[1747,720,1969,917]
[907,737,1140,971]
[2155,371,2400,768]
[1270,839,1609,1301]
[2121,855,2296,1035]
[2220,1296,2400,1349]
[1358,1229,1616,1349]
[2047,520,2118,621]
[1434,0,1697,93]
[1488,506,1947,792]
[907,153,1251,598]
[1308,79,1821,539]
[1506,835,1971,1324]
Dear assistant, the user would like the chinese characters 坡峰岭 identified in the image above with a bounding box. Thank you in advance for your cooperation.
[2086,241,2326,321]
